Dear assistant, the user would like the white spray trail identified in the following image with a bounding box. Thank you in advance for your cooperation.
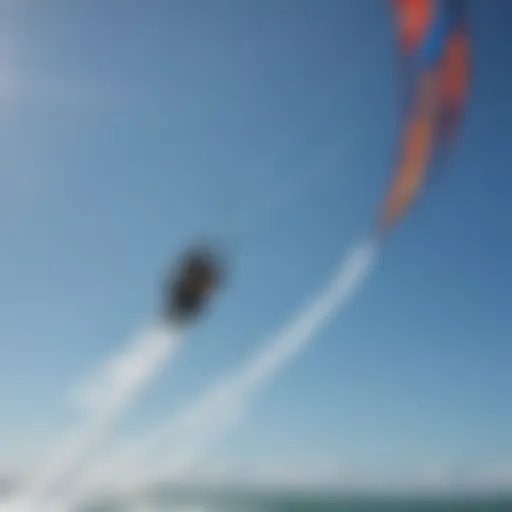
[75,237,378,498]
[0,321,181,512]
[145,238,378,485]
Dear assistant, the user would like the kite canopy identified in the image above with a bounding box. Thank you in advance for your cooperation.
[377,0,470,232]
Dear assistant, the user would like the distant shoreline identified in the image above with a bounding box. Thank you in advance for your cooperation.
[147,482,512,503]
[2,475,511,510]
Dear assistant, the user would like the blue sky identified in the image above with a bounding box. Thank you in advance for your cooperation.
[0,0,511,487]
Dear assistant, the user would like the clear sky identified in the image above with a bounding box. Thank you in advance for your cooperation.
[0,0,511,489]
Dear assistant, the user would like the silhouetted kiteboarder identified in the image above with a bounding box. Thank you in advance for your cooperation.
[164,246,224,324]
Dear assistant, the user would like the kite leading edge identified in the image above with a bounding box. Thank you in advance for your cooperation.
[376,0,470,233]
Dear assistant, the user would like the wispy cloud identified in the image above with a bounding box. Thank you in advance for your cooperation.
[34,458,512,507]
[114,458,512,496]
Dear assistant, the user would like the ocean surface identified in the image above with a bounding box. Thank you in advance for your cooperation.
[77,489,512,512]
[2,484,511,512]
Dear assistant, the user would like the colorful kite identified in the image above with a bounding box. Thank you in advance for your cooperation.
[377,0,470,232]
